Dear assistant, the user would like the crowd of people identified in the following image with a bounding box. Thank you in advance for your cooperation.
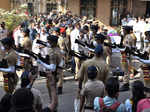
[0,10,150,112]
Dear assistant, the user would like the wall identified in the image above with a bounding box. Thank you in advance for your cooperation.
[96,0,111,25]
[67,0,80,15]
[132,0,146,17]
[0,0,11,10]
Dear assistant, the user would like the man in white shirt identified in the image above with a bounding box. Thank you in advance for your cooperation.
[70,22,81,79]
[13,25,24,47]
[40,27,49,57]
[32,33,40,67]
[38,27,49,74]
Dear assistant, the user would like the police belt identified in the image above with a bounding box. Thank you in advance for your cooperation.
[3,72,16,78]
[84,106,94,110]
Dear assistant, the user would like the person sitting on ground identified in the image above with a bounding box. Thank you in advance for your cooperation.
[10,88,35,112]
[0,93,12,112]
[79,66,105,112]
[10,88,56,112]
[94,77,126,112]
[125,80,146,112]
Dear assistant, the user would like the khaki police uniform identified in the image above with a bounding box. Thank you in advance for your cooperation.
[3,49,18,93]
[57,36,67,88]
[103,44,112,67]
[47,47,63,97]
[104,38,112,66]
[130,32,137,47]
[80,80,105,112]
[121,34,135,83]
[141,44,150,89]
[90,38,111,66]
[21,36,32,50]
[78,56,109,86]
[19,36,33,76]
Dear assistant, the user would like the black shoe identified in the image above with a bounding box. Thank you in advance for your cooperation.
[57,87,62,95]
[119,83,129,92]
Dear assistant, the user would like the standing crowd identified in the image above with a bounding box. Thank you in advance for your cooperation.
[0,10,150,112]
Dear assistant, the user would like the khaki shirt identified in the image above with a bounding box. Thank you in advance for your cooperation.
[48,47,64,75]
[58,36,66,51]
[103,45,111,60]
[21,36,32,71]
[48,47,62,66]
[130,33,137,47]
[21,36,32,49]
[66,28,71,36]
[81,80,105,108]
[4,49,17,67]
[78,57,109,85]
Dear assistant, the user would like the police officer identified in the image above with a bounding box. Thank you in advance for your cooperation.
[37,35,64,110]
[78,44,109,91]
[70,22,81,80]
[52,27,66,95]
[18,29,33,79]
[0,37,18,93]
[133,31,150,94]
[56,27,67,95]
[79,66,105,112]
[93,33,112,66]
[120,26,136,91]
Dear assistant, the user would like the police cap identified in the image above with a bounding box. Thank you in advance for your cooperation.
[1,37,14,47]
[87,66,98,79]
[95,33,106,40]
[94,44,103,55]
[47,35,58,43]
[122,26,133,31]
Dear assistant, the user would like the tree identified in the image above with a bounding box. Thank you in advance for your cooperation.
[0,4,28,32]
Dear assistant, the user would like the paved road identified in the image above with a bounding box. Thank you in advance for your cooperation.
[0,52,142,112]
[0,79,130,112]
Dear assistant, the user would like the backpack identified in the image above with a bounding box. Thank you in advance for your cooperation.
[99,98,120,112]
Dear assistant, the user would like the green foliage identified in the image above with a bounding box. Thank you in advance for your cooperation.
[0,4,28,31]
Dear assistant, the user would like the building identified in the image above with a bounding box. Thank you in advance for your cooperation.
[8,0,150,26]
[67,0,150,26]
[10,0,63,15]
[0,0,11,10]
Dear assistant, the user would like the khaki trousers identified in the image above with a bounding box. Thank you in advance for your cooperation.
[57,71,64,88]
[74,57,80,78]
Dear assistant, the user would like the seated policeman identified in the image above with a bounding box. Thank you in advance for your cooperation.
[79,66,105,112]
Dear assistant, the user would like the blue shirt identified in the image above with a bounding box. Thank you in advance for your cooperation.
[125,99,132,112]
[94,96,126,112]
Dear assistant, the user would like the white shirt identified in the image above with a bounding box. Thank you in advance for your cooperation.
[70,28,80,52]
[32,39,40,66]
[14,29,24,47]
[40,33,48,56]
[32,39,40,54]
